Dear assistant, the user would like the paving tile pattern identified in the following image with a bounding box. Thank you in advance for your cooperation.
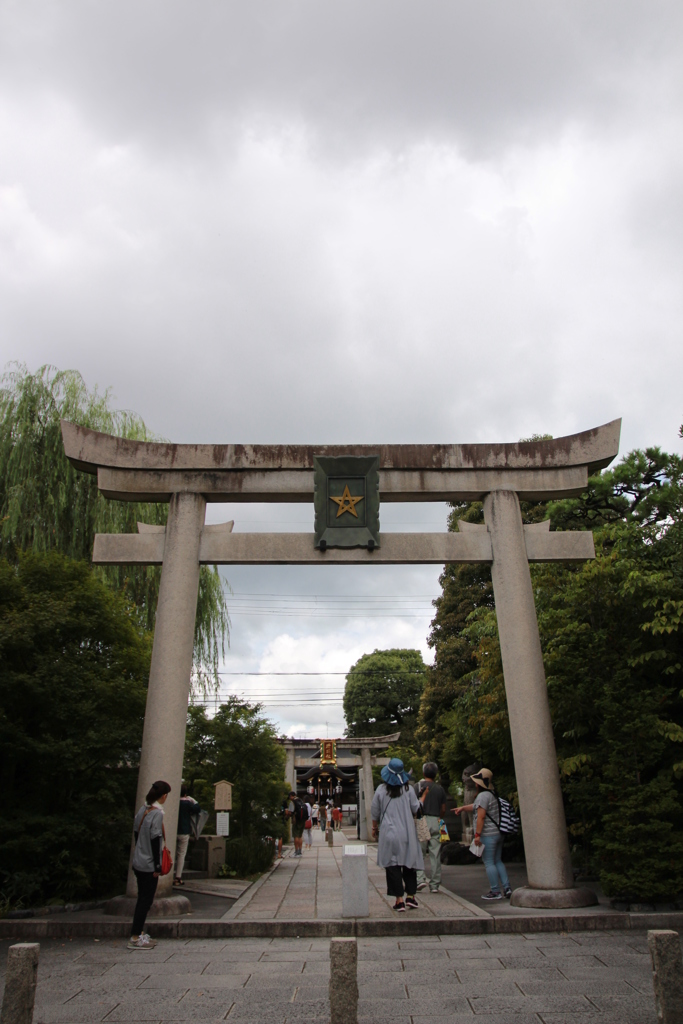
[229,828,482,922]
[0,929,657,1023]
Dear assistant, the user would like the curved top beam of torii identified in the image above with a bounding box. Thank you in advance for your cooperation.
[62,418,620,474]
[61,418,621,504]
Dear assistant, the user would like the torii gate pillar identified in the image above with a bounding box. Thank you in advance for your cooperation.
[485,491,577,903]
[126,492,206,898]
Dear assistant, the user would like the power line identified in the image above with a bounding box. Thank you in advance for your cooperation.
[209,670,428,675]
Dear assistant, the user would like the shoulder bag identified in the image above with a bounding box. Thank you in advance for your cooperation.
[415,789,431,843]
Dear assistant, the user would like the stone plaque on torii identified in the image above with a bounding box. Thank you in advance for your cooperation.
[61,417,620,908]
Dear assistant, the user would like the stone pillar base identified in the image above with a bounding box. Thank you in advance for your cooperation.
[510,886,598,909]
[103,895,192,917]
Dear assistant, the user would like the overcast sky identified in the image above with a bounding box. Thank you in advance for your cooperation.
[2,2,682,738]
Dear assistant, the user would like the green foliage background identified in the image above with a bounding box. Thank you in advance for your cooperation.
[0,364,233,907]
[418,435,683,901]
[0,364,229,682]
[0,553,151,904]
[343,648,426,746]
[183,700,287,841]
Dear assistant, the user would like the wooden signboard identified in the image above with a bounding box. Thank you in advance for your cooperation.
[214,780,233,811]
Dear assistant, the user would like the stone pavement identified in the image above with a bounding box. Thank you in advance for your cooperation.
[5,829,683,939]
[0,929,657,1023]
[225,827,485,923]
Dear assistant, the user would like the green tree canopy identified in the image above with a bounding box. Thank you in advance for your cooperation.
[0,551,151,905]
[344,648,427,745]
[183,699,286,839]
[0,364,229,681]
[425,433,683,901]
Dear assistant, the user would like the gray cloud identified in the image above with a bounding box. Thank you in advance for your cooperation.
[2,2,682,735]
[2,2,681,158]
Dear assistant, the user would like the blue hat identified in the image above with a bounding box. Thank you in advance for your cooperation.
[381,757,410,787]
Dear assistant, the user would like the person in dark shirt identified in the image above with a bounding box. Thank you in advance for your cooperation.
[415,762,447,893]
[173,785,201,887]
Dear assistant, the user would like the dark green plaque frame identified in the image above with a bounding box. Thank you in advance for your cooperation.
[314,455,380,550]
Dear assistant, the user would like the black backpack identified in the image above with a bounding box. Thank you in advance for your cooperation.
[293,799,308,823]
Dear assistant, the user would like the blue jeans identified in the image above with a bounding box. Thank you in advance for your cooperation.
[480,833,510,893]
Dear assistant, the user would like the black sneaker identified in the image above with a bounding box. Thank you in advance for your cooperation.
[393,900,406,912]
[405,896,419,910]
[481,890,503,901]
[504,888,512,899]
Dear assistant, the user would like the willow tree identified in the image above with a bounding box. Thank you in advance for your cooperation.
[0,364,229,683]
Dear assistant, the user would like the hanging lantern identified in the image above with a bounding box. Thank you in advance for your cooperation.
[334,783,343,795]
[306,784,314,794]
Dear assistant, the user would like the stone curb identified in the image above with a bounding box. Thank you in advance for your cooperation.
[2,910,683,940]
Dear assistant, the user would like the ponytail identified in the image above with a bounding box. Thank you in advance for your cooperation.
[146,780,171,804]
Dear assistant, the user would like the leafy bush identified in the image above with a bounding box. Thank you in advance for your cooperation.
[0,552,151,906]
[184,701,286,838]
[220,837,275,878]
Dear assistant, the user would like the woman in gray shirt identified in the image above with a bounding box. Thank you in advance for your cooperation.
[371,758,424,912]
[455,768,511,901]
[130,780,171,948]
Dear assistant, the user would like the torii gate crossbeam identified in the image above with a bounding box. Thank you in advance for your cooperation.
[61,418,621,909]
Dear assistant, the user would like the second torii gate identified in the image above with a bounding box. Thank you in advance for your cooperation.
[61,417,621,908]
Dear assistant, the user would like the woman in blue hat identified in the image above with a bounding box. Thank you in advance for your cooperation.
[371,757,424,911]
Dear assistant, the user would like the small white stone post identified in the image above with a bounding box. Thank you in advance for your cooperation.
[484,490,594,907]
[329,938,358,1024]
[342,845,369,918]
[648,930,683,1023]
[360,747,375,841]
[1,944,39,1024]
[127,491,206,898]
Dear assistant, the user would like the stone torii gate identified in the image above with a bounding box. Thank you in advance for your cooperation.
[61,417,620,908]
[279,733,399,839]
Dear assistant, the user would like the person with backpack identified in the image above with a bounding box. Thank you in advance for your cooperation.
[129,779,171,949]
[173,785,201,887]
[303,800,313,848]
[286,789,307,856]
[454,768,512,901]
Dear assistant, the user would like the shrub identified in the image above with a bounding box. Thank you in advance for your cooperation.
[220,837,276,878]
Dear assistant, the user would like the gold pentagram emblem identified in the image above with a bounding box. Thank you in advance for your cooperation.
[330,484,364,518]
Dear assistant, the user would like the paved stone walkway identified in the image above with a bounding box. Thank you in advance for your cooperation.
[225,828,484,923]
[0,929,656,1023]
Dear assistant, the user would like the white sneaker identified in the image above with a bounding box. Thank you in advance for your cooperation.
[128,934,156,949]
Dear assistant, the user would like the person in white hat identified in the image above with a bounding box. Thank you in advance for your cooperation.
[454,768,512,901]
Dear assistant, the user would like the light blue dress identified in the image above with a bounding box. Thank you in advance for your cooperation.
[371,784,424,870]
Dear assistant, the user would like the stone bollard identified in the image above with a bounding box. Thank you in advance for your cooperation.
[326,827,334,847]
[1,943,40,1024]
[342,844,369,918]
[329,938,358,1024]
[648,930,683,1023]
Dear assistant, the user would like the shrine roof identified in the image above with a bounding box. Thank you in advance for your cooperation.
[276,734,400,749]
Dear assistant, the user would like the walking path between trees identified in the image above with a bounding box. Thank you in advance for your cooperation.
[2,828,683,941]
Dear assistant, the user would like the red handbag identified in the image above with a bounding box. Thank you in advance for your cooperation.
[161,846,173,876]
